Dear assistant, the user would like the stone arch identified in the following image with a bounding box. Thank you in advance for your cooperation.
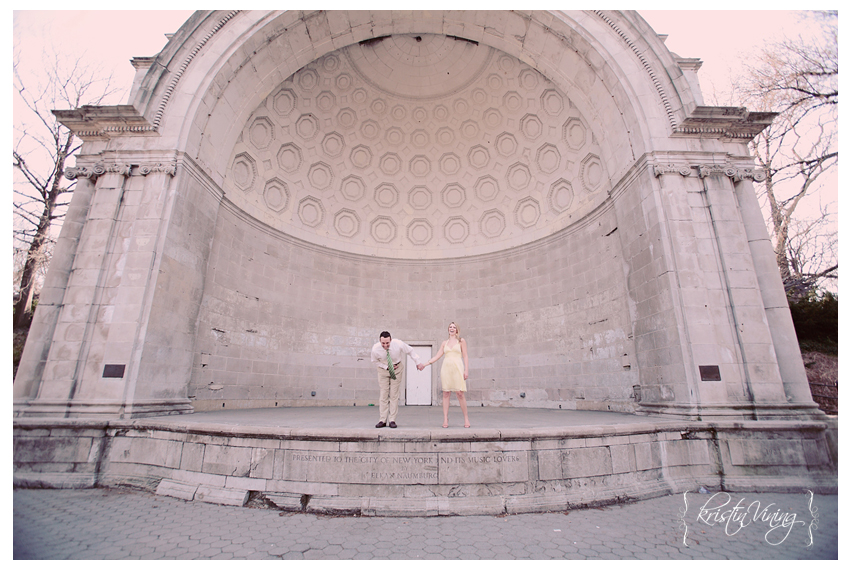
[135,11,695,190]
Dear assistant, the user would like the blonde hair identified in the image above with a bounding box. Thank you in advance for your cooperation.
[448,322,460,338]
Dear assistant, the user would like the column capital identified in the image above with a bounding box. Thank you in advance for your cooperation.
[652,163,693,178]
[65,161,178,180]
[696,164,766,181]
[65,163,131,180]
[650,160,765,182]
[138,162,178,176]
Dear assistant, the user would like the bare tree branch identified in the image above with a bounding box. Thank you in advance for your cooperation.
[733,11,838,299]
[12,43,119,328]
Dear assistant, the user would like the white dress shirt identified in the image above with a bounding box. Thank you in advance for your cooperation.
[371,338,421,370]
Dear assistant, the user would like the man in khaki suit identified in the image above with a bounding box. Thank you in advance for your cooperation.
[370,331,421,428]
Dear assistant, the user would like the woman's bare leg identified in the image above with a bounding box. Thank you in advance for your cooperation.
[442,391,450,427]
[456,391,470,427]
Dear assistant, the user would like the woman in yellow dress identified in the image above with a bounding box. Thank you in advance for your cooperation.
[418,322,470,428]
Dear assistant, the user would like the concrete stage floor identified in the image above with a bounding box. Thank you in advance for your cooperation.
[148,405,684,434]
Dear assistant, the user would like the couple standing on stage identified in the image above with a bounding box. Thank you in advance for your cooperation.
[370,322,470,429]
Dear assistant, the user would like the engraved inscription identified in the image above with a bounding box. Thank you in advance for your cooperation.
[284,450,527,485]
[284,451,438,483]
[438,452,528,485]
[439,455,522,464]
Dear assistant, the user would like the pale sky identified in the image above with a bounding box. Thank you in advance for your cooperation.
[10,8,822,109]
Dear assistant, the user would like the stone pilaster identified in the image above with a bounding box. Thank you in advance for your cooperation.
[639,159,819,419]
[731,174,821,417]
[14,164,103,403]
[14,158,193,418]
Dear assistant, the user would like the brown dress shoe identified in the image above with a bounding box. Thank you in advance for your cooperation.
[375,421,387,428]
[389,421,397,428]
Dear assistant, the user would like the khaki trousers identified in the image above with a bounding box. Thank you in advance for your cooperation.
[377,362,404,423]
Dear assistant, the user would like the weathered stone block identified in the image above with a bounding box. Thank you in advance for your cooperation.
[634,442,662,471]
[202,444,253,476]
[13,436,93,464]
[108,436,183,469]
[265,480,339,495]
[610,444,636,474]
[728,439,807,467]
[536,449,562,480]
[249,447,275,479]
[225,475,266,492]
[802,438,831,467]
[156,478,198,501]
[170,469,227,488]
[195,484,249,507]
[561,446,612,478]
[180,442,205,472]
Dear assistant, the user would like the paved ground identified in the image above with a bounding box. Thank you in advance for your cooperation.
[13,487,837,560]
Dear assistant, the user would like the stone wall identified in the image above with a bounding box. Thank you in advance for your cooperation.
[188,192,639,411]
[132,162,222,405]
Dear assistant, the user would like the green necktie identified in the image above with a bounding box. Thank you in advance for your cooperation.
[387,349,396,380]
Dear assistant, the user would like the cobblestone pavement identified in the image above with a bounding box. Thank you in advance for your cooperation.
[13,487,837,560]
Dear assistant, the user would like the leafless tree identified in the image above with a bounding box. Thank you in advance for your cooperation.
[734,11,837,299]
[12,45,118,328]
[784,206,838,299]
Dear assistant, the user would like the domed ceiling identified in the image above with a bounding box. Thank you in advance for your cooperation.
[225,34,611,259]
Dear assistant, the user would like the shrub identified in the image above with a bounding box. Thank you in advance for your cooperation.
[789,292,838,354]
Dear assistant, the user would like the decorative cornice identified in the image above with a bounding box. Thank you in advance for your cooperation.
[65,162,177,181]
[674,57,703,73]
[53,105,157,140]
[152,10,241,129]
[672,106,778,141]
